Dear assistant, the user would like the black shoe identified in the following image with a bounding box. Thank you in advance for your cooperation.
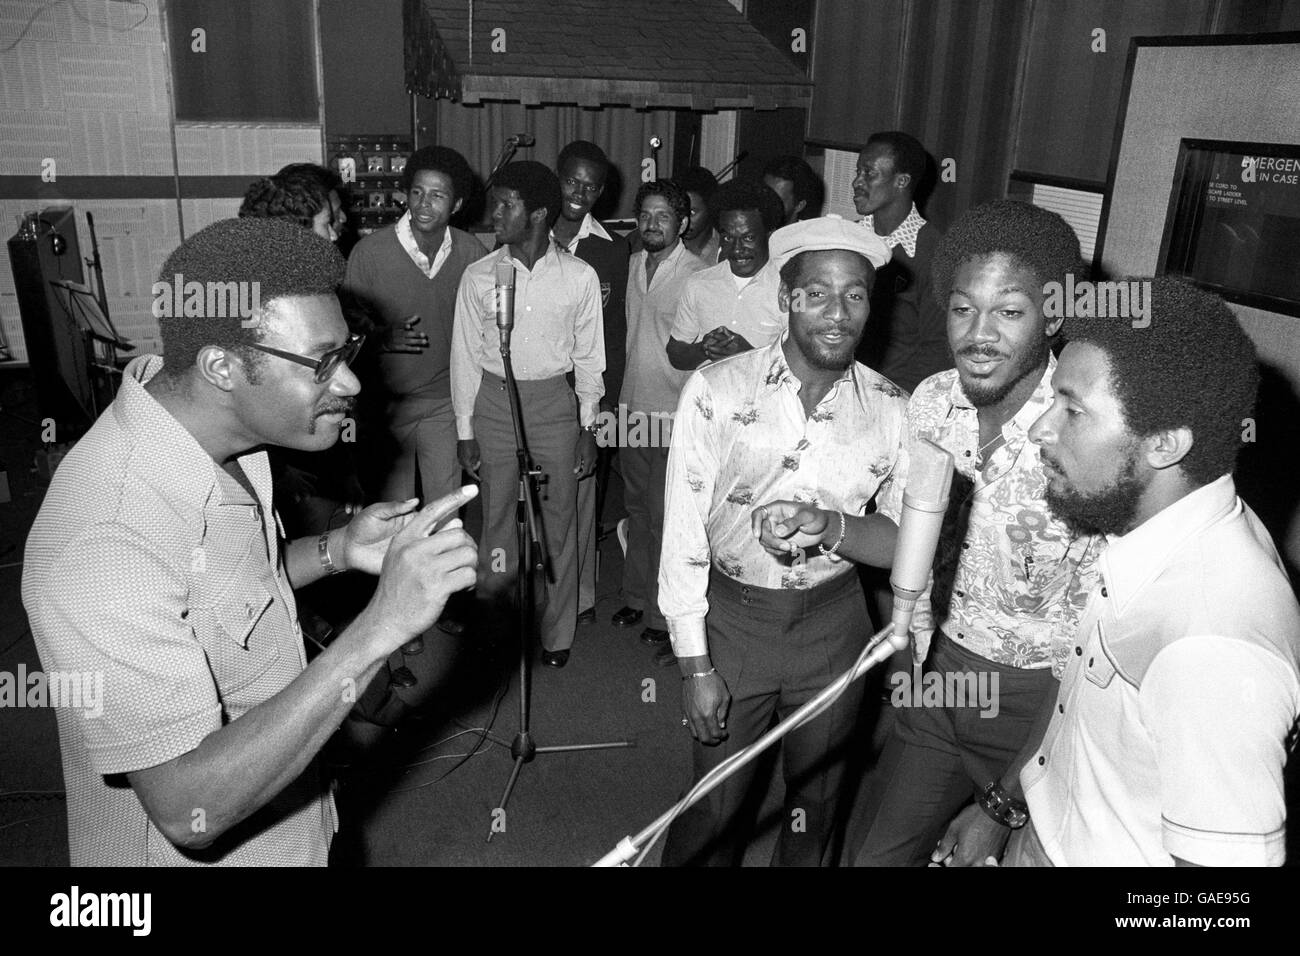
[401,636,424,655]
[639,627,670,647]
[577,607,597,624]
[541,648,570,668]
[612,606,643,628]
[652,643,677,668]
[389,666,418,688]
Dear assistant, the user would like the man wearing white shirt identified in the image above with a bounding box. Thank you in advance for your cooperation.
[1010,277,1300,866]
[666,178,787,372]
[452,162,604,668]
[610,180,707,659]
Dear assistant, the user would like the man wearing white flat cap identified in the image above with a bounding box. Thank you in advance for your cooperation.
[657,215,910,866]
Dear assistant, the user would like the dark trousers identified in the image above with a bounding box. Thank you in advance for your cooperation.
[661,571,871,867]
[844,631,1056,866]
[620,442,670,630]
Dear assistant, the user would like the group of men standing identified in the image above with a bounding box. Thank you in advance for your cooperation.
[22,127,1300,869]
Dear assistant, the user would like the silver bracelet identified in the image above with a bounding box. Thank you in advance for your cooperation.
[819,510,847,556]
[318,531,342,575]
[682,667,717,681]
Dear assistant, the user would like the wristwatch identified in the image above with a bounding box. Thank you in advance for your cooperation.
[977,781,1029,829]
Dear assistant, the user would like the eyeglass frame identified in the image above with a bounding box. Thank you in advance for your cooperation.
[245,332,366,384]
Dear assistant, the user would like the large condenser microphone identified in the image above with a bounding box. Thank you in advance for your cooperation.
[494,259,515,352]
[889,438,954,643]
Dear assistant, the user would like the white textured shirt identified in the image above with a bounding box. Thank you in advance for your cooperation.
[1020,475,1300,866]
[860,202,926,258]
[451,241,605,439]
[395,212,454,279]
[669,260,786,355]
[22,356,335,866]
[658,336,910,658]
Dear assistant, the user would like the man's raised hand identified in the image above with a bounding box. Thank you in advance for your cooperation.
[360,485,479,655]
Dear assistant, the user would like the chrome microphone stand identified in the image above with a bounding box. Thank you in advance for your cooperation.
[479,266,633,844]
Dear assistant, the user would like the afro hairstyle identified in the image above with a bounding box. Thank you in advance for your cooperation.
[557,140,611,180]
[155,217,346,377]
[710,178,786,236]
[1062,276,1259,487]
[402,145,474,202]
[493,160,563,227]
[930,199,1084,302]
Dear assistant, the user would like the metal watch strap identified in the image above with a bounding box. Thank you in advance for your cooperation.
[318,531,342,575]
[977,781,1029,829]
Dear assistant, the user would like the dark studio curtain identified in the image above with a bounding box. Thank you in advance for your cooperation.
[430,99,678,220]
[809,0,1032,231]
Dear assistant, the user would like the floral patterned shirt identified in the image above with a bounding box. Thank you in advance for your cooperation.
[907,354,1104,676]
[658,335,910,659]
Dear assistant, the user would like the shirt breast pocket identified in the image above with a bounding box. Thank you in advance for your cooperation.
[1084,623,1117,689]
[197,579,282,697]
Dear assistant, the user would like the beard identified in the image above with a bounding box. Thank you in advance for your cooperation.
[792,325,856,372]
[1043,444,1147,536]
[953,342,1047,408]
[640,230,668,252]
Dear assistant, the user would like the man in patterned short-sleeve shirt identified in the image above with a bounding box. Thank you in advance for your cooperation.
[847,200,1104,868]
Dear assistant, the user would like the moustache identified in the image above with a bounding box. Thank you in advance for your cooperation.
[316,401,355,418]
[959,346,1004,359]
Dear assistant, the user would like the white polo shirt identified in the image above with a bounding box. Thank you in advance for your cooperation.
[669,259,785,354]
[1020,475,1300,866]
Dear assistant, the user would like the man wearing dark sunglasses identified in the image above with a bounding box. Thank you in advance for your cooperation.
[23,217,479,866]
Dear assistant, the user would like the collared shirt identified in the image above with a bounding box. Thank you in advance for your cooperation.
[669,259,786,354]
[658,336,910,658]
[906,357,1103,674]
[860,202,926,258]
[1021,476,1300,866]
[21,356,335,866]
[451,241,605,439]
[554,214,631,412]
[552,212,614,251]
[621,242,708,415]
[395,211,454,279]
